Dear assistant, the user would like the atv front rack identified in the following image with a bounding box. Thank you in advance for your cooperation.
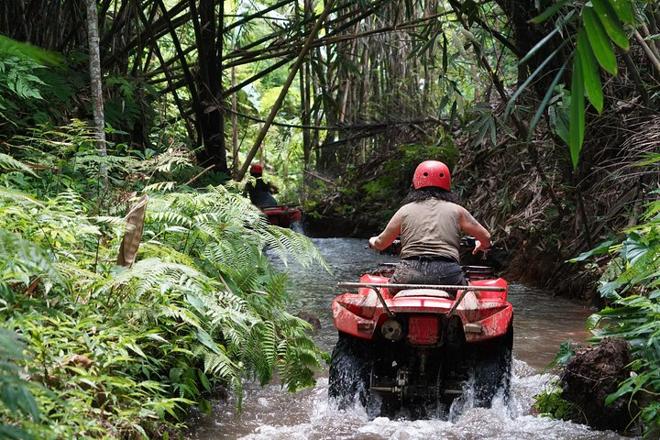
[336,282,506,317]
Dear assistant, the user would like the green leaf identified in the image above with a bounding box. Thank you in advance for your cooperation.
[0,153,38,176]
[569,55,585,169]
[605,379,634,405]
[607,0,635,25]
[568,239,615,263]
[127,343,147,358]
[577,29,604,113]
[529,60,568,135]
[582,7,618,75]
[506,45,563,118]
[442,33,448,73]
[519,27,560,66]
[196,329,221,354]
[551,341,576,366]
[592,0,629,50]
[551,94,570,144]
[0,426,32,440]
[198,369,211,392]
[529,0,569,24]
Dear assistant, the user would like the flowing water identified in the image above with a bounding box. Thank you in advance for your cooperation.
[188,238,626,440]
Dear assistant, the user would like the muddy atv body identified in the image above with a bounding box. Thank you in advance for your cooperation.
[328,265,513,418]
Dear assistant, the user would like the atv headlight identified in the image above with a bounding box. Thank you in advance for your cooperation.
[381,319,403,341]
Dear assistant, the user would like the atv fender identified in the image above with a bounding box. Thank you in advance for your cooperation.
[332,298,380,340]
[459,303,513,343]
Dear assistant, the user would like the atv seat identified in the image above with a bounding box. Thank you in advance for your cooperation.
[395,289,453,299]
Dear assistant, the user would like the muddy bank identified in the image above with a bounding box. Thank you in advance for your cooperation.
[558,338,637,433]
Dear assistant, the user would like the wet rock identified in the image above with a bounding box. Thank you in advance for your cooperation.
[296,311,322,332]
[560,338,636,431]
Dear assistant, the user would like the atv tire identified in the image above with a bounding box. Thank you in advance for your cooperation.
[328,332,372,409]
[472,323,513,407]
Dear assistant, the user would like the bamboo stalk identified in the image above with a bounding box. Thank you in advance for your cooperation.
[231,63,238,175]
[136,7,196,142]
[634,30,660,76]
[85,0,107,183]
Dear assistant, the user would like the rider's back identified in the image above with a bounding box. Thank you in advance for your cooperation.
[246,178,277,208]
[398,199,461,262]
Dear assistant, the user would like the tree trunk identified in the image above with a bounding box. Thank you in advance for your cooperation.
[195,0,228,174]
[301,0,313,170]
[85,0,107,182]
[231,64,239,174]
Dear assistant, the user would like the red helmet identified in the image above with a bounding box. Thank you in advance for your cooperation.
[412,160,451,191]
[250,163,263,176]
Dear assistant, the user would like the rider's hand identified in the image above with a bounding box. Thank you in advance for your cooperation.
[472,240,490,255]
[368,237,378,249]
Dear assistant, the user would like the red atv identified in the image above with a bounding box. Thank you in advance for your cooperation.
[328,252,513,417]
[261,205,302,228]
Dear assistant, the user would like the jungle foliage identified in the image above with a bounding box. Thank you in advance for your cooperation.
[535,180,659,435]
[581,193,660,434]
[0,123,325,438]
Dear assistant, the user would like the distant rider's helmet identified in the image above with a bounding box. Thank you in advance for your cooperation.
[250,163,263,177]
[412,160,451,191]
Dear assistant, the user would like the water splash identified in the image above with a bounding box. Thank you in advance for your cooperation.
[188,359,627,440]
[290,221,305,234]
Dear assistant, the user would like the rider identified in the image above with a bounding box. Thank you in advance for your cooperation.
[244,163,278,208]
[368,160,491,288]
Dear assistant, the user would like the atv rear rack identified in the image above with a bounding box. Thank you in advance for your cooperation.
[336,282,506,318]
[336,282,505,292]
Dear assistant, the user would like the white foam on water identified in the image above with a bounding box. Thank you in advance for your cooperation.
[188,359,630,440]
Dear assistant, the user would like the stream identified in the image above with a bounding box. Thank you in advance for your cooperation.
[188,238,625,440]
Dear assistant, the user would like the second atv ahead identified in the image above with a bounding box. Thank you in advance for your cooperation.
[328,262,513,418]
[261,205,302,228]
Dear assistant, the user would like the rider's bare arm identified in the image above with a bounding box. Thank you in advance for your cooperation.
[458,207,491,253]
[369,210,402,250]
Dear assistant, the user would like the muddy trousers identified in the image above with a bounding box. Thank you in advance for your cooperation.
[390,258,466,291]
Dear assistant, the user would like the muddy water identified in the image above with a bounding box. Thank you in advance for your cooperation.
[188,238,625,440]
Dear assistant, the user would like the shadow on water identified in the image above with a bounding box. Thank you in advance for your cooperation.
[187,238,626,440]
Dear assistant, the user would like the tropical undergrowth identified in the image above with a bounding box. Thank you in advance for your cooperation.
[537,184,660,436]
[0,124,326,438]
[585,197,660,435]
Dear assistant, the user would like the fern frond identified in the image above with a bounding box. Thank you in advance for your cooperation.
[143,181,177,192]
[0,153,37,176]
[0,187,44,207]
[203,349,239,380]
